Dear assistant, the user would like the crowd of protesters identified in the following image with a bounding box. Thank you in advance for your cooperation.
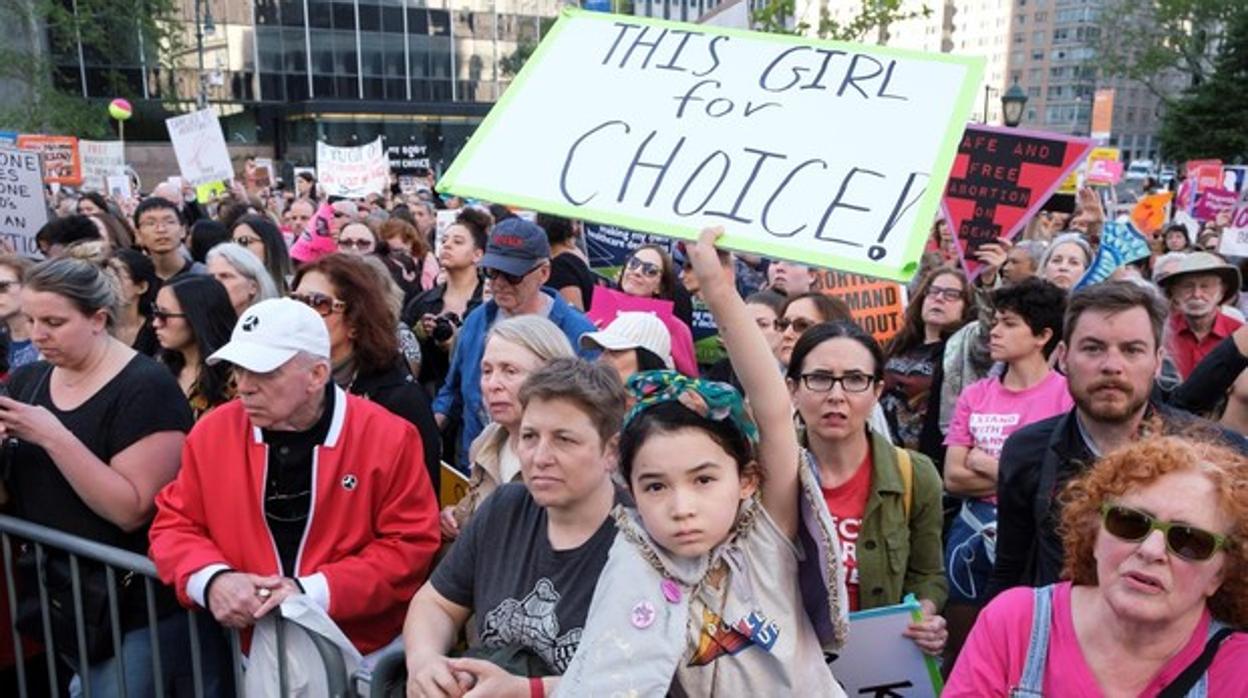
[0,165,1243,698]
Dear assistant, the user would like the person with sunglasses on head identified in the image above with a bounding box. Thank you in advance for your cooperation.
[987,282,1248,602]
[880,268,973,464]
[946,435,1248,696]
[153,275,237,420]
[788,319,949,657]
[432,217,597,472]
[107,249,163,357]
[291,254,441,489]
[230,215,292,297]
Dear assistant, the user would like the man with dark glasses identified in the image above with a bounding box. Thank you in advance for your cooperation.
[988,282,1247,600]
[432,217,597,471]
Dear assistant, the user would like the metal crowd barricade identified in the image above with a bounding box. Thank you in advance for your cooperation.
[0,514,352,697]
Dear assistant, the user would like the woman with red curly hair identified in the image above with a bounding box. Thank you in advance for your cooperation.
[946,434,1248,696]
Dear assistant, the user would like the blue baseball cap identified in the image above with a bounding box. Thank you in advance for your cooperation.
[480,217,551,277]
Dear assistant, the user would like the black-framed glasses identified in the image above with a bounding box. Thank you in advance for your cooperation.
[290,292,346,317]
[1100,503,1229,562]
[776,317,817,335]
[338,239,374,250]
[927,286,963,302]
[626,256,662,278]
[150,304,187,322]
[798,372,876,393]
[484,266,538,286]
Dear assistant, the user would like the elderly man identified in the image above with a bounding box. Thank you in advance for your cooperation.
[150,298,439,654]
[1159,252,1242,380]
[433,217,596,470]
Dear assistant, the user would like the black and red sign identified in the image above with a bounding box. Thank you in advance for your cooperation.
[942,124,1092,276]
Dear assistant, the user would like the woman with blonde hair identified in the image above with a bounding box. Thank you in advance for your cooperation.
[439,315,576,541]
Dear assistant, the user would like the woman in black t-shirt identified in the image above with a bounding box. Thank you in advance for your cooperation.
[0,258,219,694]
[538,213,595,312]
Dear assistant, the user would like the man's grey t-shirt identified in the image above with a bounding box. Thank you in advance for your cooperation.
[431,483,617,673]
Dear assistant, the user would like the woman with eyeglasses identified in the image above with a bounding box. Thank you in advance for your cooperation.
[775,291,852,368]
[787,320,948,656]
[106,249,162,357]
[946,435,1248,697]
[613,244,692,325]
[290,253,441,488]
[337,221,379,256]
[152,275,237,420]
[879,268,973,461]
[229,214,291,296]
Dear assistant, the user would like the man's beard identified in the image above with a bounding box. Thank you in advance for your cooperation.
[1072,377,1149,424]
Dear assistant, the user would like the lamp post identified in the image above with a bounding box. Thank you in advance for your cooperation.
[1001,82,1028,128]
[982,85,1000,124]
[195,0,216,109]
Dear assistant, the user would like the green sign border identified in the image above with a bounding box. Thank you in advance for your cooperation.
[439,7,984,283]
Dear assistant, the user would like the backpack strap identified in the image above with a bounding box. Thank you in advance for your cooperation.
[894,447,913,520]
[1156,621,1238,698]
[1012,585,1056,696]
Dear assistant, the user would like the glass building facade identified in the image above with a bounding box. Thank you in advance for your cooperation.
[48,0,562,168]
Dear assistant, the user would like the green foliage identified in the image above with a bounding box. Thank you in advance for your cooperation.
[1095,0,1246,104]
[500,15,561,78]
[1157,9,1248,162]
[753,0,932,43]
[0,0,179,135]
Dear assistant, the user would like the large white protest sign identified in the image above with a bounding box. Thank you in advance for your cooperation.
[79,140,126,192]
[439,8,983,281]
[0,146,49,256]
[826,598,942,697]
[317,139,390,198]
[165,109,234,186]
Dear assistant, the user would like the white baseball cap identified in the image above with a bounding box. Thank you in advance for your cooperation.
[207,298,331,373]
[580,312,673,369]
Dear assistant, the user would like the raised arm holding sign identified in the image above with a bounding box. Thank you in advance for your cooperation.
[439,8,983,282]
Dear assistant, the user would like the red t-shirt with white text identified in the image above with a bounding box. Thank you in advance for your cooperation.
[820,449,873,611]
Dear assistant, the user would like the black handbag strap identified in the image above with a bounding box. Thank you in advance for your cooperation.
[1156,627,1237,698]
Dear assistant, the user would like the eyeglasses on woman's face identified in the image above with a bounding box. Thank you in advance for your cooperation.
[150,304,187,323]
[289,292,346,317]
[797,371,875,393]
[1100,503,1230,563]
[776,317,816,335]
[338,238,374,251]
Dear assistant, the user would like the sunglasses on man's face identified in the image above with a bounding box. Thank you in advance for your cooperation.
[290,292,346,317]
[484,266,537,286]
[626,256,662,278]
[1100,503,1230,562]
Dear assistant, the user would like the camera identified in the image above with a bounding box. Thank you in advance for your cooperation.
[432,312,462,343]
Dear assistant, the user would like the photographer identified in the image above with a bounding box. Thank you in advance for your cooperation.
[403,208,488,399]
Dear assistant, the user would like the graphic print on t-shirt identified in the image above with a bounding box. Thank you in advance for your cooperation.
[688,607,780,666]
[479,578,582,672]
[967,412,1021,457]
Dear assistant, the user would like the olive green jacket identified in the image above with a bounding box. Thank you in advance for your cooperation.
[845,430,948,611]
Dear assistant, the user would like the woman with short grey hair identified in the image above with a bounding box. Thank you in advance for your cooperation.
[205,242,279,315]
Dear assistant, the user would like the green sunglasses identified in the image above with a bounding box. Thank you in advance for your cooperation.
[1100,504,1231,562]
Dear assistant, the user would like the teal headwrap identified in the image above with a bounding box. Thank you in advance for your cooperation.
[623,370,758,444]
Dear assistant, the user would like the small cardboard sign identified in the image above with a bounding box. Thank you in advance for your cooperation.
[79,139,126,192]
[1192,187,1238,223]
[439,462,471,507]
[439,8,984,282]
[17,135,82,186]
[317,138,390,198]
[0,145,50,256]
[941,124,1093,276]
[827,597,942,697]
[1131,191,1174,236]
[166,109,235,186]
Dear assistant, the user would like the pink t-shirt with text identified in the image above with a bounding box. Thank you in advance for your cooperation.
[944,582,1248,697]
[945,370,1074,457]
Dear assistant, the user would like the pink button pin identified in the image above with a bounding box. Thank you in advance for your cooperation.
[661,579,682,604]
[630,601,656,629]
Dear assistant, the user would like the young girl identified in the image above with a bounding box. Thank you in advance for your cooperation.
[554,228,849,695]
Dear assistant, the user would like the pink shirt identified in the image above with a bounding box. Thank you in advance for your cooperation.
[945,370,1074,458]
[945,582,1248,697]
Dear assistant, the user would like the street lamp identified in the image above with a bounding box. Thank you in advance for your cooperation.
[195,0,216,109]
[981,85,1000,124]
[1001,82,1028,128]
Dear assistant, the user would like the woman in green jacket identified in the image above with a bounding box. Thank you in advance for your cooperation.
[787,320,949,656]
